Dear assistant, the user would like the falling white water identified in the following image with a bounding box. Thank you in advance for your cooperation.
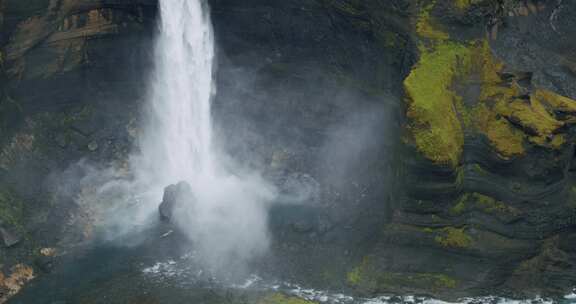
[135,0,276,273]
[144,0,215,185]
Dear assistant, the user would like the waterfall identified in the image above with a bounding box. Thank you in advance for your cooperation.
[135,0,275,273]
[143,0,216,186]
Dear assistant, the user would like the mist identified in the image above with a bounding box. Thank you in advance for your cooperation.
[48,0,392,280]
[130,0,277,273]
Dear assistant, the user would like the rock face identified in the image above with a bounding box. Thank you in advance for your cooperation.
[380,1,576,299]
[159,181,194,222]
[1,0,576,301]
[0,0,156,299]
[0,226,20,247]
[210,0,576,299]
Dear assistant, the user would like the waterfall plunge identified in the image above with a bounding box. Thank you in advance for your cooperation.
[136,0,275,272]
[145,0,215,184]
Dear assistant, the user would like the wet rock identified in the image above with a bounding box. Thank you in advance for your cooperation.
[291,220,313,233]
[54,133,68,148]
[34,255,54,273]
[0,226,21,248]
[87,141,98,152]
[159,181,194,222]
[277,172,320,205]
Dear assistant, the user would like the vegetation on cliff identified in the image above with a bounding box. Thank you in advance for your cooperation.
[347,256,458,293]
[405,2,576,164]
[434,227,472,249]
[451,192,515,215]
[404,41,471,166]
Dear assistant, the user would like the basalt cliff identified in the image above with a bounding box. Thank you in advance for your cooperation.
[1,0,576,302]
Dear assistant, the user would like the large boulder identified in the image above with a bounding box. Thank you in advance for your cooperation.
[158,181,194,222]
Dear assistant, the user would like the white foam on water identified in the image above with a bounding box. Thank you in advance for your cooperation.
[140,259,572,304]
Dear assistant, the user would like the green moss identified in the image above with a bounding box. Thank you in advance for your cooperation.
[406,5,575,164]
[495,98,562,137]
[347,256,371,286]
[453,0,472,10]
[534,89,576,114]
[452,192,511,215]
[471,40,575,155]
[450,194,468,215]
[435,227,472,248]
[347,266,362,286]
[549,134,566,149]
[470,41,525,157]
[404,41,473,166]
[347,256,457,293]
[258,293,317,304]
[379,273,457,290]
[472,193,509,213]
[475,103,525,157]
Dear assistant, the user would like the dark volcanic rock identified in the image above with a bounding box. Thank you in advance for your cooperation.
[0,0,157,299]
[159,181,194,222]
[2,0,576,301]
[0,225,21,247]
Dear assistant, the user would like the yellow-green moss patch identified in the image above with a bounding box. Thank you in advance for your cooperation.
[404,41,473,166]
[450,195,467,215]
[347,266,362,286]
[347,256,371,286]
[473,193,509,213]
[435,227,472,248]
[347,256,457,293]
[495,98,562,137]
[453,0,472,10]
[549,134,566,149]
[472,41,526,157]
[451,192,512,215]
[475,104,525,157]
[472,41,576,154]
[533,89,576,114]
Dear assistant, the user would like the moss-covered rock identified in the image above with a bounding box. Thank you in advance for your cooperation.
[404,40,472,166]
[451,192,515,215]
[406,1,576,163]
[347,256,458,294]
[434,227,472,249]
